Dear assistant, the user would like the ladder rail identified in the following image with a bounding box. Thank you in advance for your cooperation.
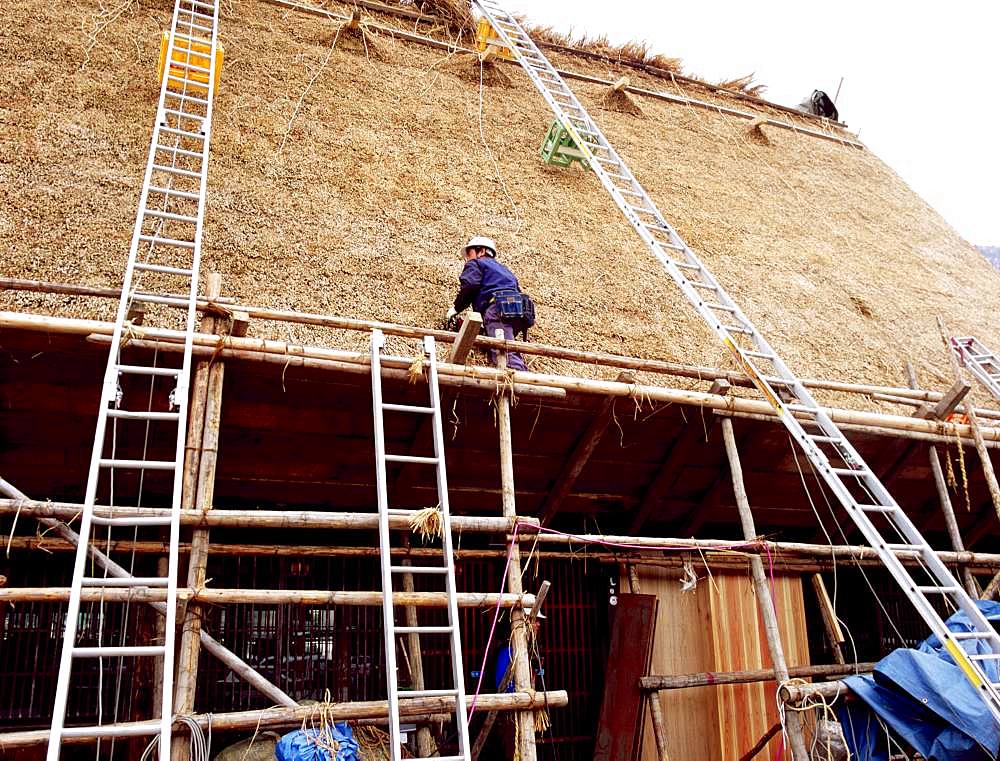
[425,336,473,756]
[473,0,1000,721]
[953,336,1000,402]
[47,1,220,756]
[370,330,404,760]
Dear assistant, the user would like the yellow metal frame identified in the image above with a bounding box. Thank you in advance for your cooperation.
[474,18,513,60]
[157,32,224,95]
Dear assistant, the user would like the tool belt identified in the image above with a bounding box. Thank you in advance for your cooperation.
[492,290,536,328]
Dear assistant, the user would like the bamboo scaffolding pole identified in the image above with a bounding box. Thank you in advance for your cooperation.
[721,417,808,761]
[779,681,851,704]
[496,337,538,761]
[3,306,981,409]
[0,499,535,532]
[640,661,875,691]
[87,333,567,400]
[0,690,568,749]
[0,588,536,607]
[647,693,670,761]
[8,533,1000,572]
[7,500,1000,569]
[174,274,226,761]
[0,477,297,709]
[872,390,1000,422]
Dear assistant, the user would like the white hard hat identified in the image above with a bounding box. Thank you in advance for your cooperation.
[463,236,497,257]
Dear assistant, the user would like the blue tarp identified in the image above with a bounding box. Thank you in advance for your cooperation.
[275,722,360,761]
[837,600,1000,760]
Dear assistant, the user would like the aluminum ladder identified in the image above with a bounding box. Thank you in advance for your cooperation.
[370,330,472,761]
[47,1,221,756]
[953,336,1000,403]
[472,0,1000,723]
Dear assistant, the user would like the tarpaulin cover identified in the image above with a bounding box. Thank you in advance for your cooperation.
[837,600,1000,760]
[275,722,360,761]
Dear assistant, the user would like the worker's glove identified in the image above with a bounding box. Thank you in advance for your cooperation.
[445,306,458,321]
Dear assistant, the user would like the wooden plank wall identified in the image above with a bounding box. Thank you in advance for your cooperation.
[638,566,810,760]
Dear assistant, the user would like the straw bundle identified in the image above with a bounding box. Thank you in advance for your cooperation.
[600,78,643,117]
[321,11,387,60]
[417,0,475,36]
[410,507,443,542]
[745,116,770,145]
[214,732,281,760]
[715,73,767,97]
[442,52,512,88]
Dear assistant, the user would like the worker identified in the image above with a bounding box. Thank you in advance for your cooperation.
[445,236,534,371]
[494,610,545,758]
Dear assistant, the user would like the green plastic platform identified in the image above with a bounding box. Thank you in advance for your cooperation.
[539,119,588,168]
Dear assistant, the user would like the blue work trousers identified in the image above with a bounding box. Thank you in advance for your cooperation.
[483,303,527,371]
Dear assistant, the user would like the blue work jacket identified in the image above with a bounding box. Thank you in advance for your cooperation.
[454,256,521,316]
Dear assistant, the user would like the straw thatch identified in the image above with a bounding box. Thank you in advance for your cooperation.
[3,0,999,405]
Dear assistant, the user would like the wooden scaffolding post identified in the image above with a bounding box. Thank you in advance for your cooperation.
[401,553,436,757]
[628,569,670,760]
[721,417,809,761]
[495,330,538,761]
[173,274,228,759]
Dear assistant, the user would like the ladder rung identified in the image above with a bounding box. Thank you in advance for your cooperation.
[384,454,439,465]
[808,435,844,443]
[173,20,214,35]
[830,467,871,477]
[704,302,736,313]
[150,163,201,179]
[743,349,777,360]
[175,8,214,22]
[760,375,795,386]
[170,31,213,49]
[785,403,820,415]
[138,233,197,248]
[885,543,924,552]
[61,724,160,739]
[722,324,754,335]
[116,364,181,377]
[73,645,166,658]
[91,515,173,527]
[158,124,206,141]
[99,458,177,471]
[106,409,180,421]
[143,207,199,223]
[382,403,435,414]
[857,504,896,513]
[953,632,999,641]
[391,565,448,574]
[182,0,216,11]
[134,261,194,276]
[161,106,206,122]
[395,626,453,635]
[80,576,169,587]
[690,281,720,291]
[917,585,958,595]
[148,184,200,201]
[968,653,1000,661]
[131,293,190,308]
[153,143,203,159]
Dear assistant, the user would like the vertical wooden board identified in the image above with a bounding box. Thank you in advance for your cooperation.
[711,572,811,760]
[638,569,810,761]
[638,566,721,761]
[595,592,659,760]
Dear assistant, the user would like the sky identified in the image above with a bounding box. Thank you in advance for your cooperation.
[492,1,1000,246]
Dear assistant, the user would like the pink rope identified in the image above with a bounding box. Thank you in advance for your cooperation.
[468,522,520,718]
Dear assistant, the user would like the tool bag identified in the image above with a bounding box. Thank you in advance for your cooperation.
[493,290,536,329]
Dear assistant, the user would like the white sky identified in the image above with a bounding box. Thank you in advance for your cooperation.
[493,1,1000,245]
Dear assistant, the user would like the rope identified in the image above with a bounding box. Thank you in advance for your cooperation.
[477,59,522,233]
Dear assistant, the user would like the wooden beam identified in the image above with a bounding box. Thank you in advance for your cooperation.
[915,378,972,420]
[611,75,630,92]
[810,574,845,664]
[447,311,482,364]
[539,371,633,525]
[0,690,568,749]
[641,661,874,691]
[740,723,782,761]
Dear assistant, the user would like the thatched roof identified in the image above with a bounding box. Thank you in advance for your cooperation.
[4,0,999,402]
